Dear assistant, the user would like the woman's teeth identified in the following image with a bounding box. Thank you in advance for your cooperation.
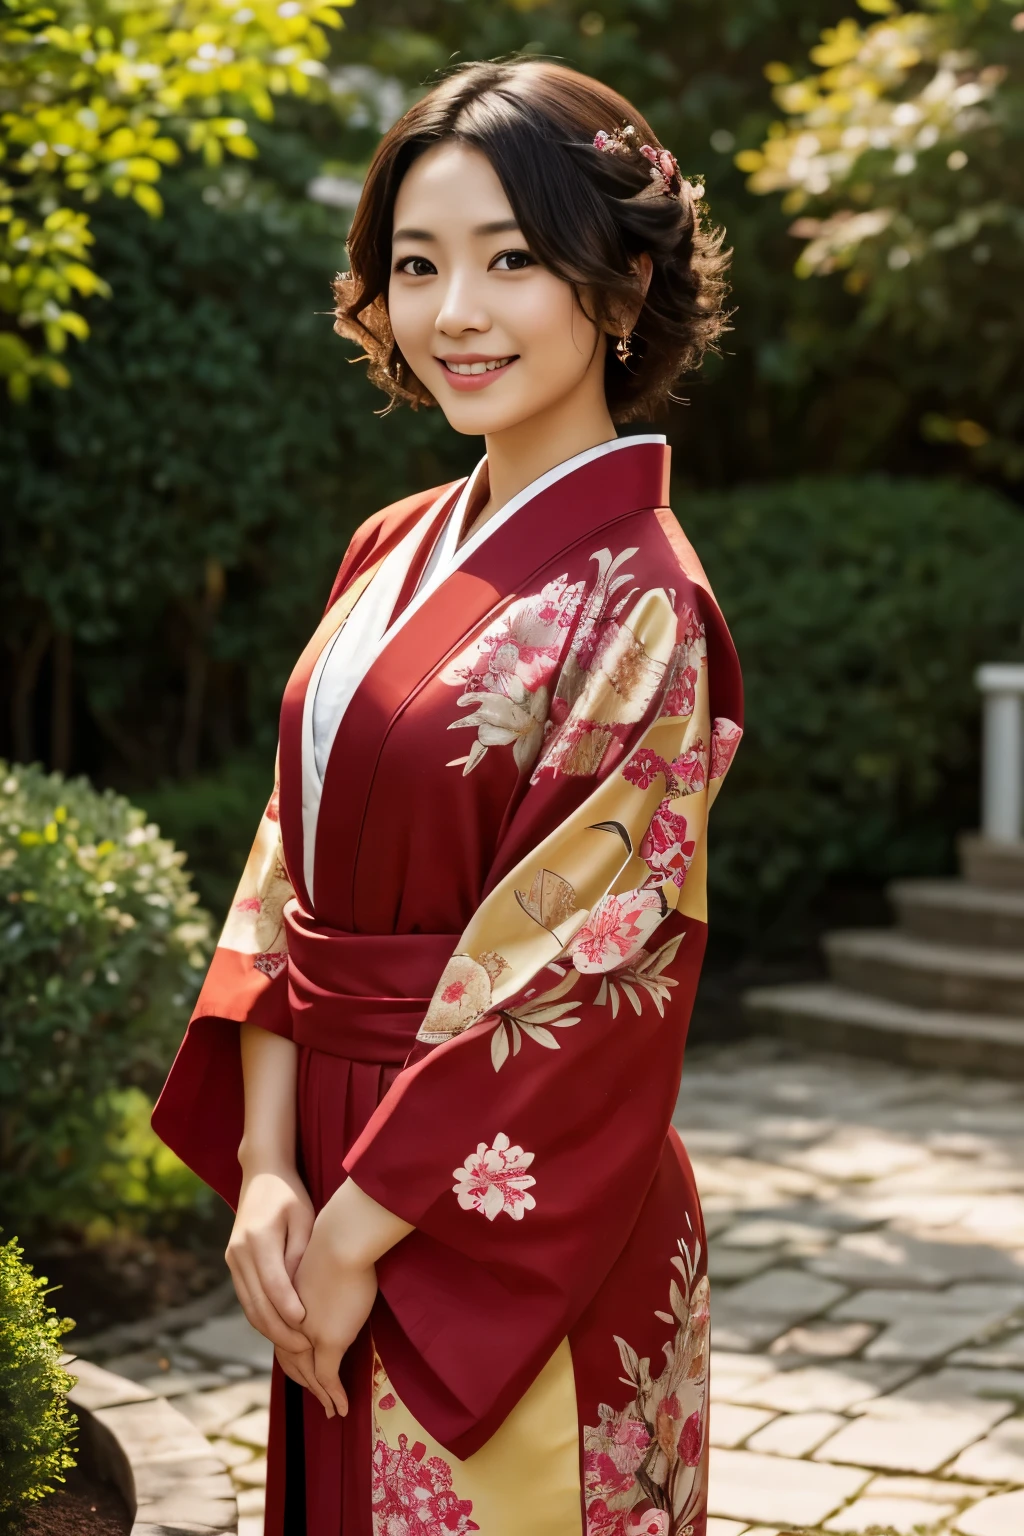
[445,358,513,375]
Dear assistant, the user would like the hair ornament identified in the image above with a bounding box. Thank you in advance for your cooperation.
[593,124,691,202]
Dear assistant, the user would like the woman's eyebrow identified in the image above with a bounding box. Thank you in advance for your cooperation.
[392,218,522,243]
[474,218,521,236]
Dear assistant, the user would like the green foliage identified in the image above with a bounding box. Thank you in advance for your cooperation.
[0,0,353,394]
[0,1233,77,1527]
[742,0,1024,478]
[0,761,213,1236]
[0,139,463,785]
[682,475,1024,944]
[140,753,282,915]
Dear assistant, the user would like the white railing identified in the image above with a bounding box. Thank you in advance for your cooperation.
[976,663,1024,843]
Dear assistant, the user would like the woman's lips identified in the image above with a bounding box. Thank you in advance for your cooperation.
[437,356,519,392]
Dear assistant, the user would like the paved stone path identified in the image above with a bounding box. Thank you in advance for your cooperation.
[101,1039,1024,1535]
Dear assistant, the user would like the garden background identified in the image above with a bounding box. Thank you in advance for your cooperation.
[2,0,1023,1330]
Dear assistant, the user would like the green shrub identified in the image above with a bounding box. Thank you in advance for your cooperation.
[0,1233,77,1529]
[0,763,214,1236]
[139,753,278,918]
[680,476,1024,947]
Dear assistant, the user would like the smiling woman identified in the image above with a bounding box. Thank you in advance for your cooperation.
[153,54,742,1536]
[334,60,729,427]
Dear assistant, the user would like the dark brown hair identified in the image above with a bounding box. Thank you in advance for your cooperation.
[333,59,731,423]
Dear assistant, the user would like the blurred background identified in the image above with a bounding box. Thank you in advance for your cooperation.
[2,0,1023,1442]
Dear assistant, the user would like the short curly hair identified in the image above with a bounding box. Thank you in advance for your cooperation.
[333,59,731,423]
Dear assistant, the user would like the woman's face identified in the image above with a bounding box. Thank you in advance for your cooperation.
[388,141,607,437]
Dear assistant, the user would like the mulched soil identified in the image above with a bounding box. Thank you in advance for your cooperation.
[30,1221,231,1336]
[19,1465,130,1536]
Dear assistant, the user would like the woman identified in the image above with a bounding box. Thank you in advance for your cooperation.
[154,57,741,1536]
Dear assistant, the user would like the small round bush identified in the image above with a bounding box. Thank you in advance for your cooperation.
[0,763,213,1237]
[0,1233,77,1530]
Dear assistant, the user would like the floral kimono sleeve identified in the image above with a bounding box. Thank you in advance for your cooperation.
[344,559,742,1461]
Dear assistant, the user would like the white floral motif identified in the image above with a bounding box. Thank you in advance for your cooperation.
[443,575,585,775]
[452,1132,537,1221]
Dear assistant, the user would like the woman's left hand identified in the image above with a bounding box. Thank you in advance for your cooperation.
[293,1178,413,1418]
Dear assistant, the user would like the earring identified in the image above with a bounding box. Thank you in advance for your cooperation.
[616,326,633,363]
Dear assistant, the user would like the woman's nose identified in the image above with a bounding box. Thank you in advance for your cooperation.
[434,271,491,338]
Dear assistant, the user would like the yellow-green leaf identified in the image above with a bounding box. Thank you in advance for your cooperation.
[132,183,163,216]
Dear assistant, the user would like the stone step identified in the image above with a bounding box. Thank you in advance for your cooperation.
[959,832,1024,890]
[825,928,1024,1016]
[743,981,1024,1077]
[888,877,1024,949]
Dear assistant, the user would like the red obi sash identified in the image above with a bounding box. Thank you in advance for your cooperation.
[284,909,455,1064]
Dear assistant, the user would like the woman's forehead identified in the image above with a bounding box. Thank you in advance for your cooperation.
[393,142,516,231]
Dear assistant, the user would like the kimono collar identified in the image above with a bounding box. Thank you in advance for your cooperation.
[285,434,670,913]
[449,433,668,576]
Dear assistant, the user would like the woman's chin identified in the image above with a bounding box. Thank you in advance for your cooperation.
[433,380,558,438]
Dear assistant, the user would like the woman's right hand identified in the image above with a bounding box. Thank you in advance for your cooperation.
[225,1165,315,1355]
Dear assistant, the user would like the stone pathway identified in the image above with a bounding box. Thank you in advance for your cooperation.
[92,1038,1024,1535]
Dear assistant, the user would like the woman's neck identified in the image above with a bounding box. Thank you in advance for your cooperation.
[459,374,617,546]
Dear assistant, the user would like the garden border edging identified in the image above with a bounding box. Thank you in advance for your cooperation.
[69,1359,238,1535]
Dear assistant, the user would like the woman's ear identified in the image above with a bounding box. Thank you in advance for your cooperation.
[607,252,654,340]
[633,251,653,301]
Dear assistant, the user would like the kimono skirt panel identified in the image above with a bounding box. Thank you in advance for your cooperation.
[152,435,744,1536]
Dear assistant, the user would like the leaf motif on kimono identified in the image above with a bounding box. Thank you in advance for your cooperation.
[511,1021,522,1055]
[637,931,685,976]
[515,868,579,932]
[490,1022,510,1072]
[610,986,620,1020]
[461,739,489,776]
[588,819,633,854]
[533,968,579,1002]
[595,977,609,1006]
[669,1277,688,1324]
[654,1309,674,1325]
[614,1334,640,1386]
[517,1021,559,1049]
[521,1000,578,1024]
[620,981,643,1015]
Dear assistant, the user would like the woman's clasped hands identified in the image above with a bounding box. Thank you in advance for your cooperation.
[226,1166,412,1420]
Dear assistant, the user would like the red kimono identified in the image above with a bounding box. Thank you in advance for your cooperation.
[153,434,743,1536]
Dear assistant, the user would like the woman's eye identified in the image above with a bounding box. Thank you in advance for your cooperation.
[395,256,437,277]
[491,249,535,272]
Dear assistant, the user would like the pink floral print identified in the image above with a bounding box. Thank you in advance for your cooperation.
[621,747,669,792]
[371,1432,480,1536]
[535,548,668,781]
[570,890,665,974]
[659,607,706,722]
[640,806,696,889]
[622,742,707,801]
[583,1227,710,1536]
[253,951,287,979]
[451,1132,537,1221]
[709,716,743,782]
[667,745,707,795]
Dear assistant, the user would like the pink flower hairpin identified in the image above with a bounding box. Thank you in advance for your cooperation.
[594,124,695,203]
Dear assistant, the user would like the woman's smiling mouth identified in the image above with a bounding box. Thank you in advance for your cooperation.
[437,354,519,391]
